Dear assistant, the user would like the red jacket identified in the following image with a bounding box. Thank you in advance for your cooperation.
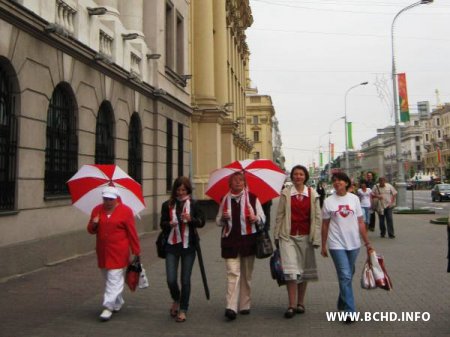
[87,203,140,269]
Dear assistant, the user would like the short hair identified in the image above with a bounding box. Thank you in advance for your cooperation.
[170,176,192,204]
[332,172,351,189]
[290,165,309,183]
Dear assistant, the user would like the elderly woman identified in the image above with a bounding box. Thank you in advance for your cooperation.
[87,186,141,322]
[321,172,373,323]
[216,171,265,321]
[160,176,205,323]
[274,165,321,319]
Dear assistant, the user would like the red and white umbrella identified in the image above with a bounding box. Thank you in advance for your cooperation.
[205,159,286,204]
[67,164,145,216]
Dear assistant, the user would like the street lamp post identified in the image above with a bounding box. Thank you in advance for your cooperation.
[344,82,368,176]
[391,0,433,208]
[328,116,345,181]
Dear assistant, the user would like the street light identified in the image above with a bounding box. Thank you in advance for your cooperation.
[391,0,433,208]
[328,116,345,181]
[344,82,368,176]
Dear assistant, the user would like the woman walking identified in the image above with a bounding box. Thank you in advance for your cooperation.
[216,171,266,321]
[357,180,372,228]
[274,165,321,319]
[321,172,373,323]
[160,176,205,322]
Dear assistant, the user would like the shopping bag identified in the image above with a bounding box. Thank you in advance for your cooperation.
[138,265,149,289]
[126,256,142,292]
[369,250,393,291]
[360,260,377,290]
[270,249,285,286]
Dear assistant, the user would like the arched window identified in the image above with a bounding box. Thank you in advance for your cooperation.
[0,62,17,210]
[95,101,115,164]
[128,113,142,184]
[45,83,78,196]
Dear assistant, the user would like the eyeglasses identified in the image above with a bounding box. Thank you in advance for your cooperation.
[102,197,115,201]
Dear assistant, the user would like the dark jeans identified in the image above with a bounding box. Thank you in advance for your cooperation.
[165,250,196,312]
[378,207,394,237]
[368,211,376,231]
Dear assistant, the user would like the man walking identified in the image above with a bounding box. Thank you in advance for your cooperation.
[372,177,397,238]
[365,172,376,232]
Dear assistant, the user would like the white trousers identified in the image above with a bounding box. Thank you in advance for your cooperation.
[101,268,125,311]
[225,255,255,312]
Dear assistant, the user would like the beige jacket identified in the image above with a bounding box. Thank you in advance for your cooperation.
[274,185,322,246]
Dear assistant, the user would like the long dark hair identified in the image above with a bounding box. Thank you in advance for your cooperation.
[169,176,192,205]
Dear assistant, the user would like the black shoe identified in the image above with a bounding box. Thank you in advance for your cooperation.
[380,234,386,238]
[239,309,250,315]
[284,307,295,319]
[389,235,395,239]
[225,309,237,321]
[369,227,375,232]
[345,317,354,324]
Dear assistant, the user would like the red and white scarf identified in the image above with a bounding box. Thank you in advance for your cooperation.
[220,189,256,238]
[168,197,191,248]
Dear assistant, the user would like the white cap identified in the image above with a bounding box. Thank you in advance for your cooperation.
[102,186,120,199]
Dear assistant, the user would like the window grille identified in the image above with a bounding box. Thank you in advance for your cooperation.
[0,65,17,210]
[178,123,183,177]
[128,113,142,184]
[166,119,173,191]
[95,102,115,164]
[45,84,78,195]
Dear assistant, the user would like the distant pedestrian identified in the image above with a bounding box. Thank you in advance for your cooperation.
[274,165,321,319]
[262,200,272,231]
[357,180,372,228]
[316,181,326,209]
[216,171,266,321]
[365,172,376,231]
[160,176,205,323]
[321,172,372,322]
[87,186,141,322]
[372,177,397,238]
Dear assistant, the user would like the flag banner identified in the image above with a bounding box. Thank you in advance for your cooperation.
[437,146,442,164]
[330,143,334,160]
[347,122,354,149]
[398,73,410,122]
[319,152,323,167]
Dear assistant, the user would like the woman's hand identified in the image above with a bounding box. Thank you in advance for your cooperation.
[222,211,230,220]
[321,246,328,257]
[182,213,191,223]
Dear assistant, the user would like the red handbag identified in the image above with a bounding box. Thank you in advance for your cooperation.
[125,256,142,292]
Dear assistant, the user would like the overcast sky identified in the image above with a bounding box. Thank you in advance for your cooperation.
[246,0,450,171]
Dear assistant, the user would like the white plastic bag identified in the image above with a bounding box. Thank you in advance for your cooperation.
[138,265,149,289]
[361,260,377,290]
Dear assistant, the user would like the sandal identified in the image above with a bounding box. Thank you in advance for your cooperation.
[169,302,179,317]
[284,307,295,319]
[295,304,305,314]
[295,303,306,314]
[176,311,186,323]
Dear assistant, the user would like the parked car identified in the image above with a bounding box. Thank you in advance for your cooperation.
[431,184,450,202]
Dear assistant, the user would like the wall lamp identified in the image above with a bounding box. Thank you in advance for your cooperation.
[146,53,161,60]
[181,74,192,81]
[87,7,107,16]
[122,33,139,40]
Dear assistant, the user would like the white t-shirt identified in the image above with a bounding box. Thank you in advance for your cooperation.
[357,188,372,208]
[322,193,363,250]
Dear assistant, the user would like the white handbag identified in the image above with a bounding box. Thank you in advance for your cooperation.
[361,260,377,290]
[138,265,149,289]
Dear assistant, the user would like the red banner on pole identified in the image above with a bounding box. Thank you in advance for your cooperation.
[330,143,335,160]
[398,73,410,122]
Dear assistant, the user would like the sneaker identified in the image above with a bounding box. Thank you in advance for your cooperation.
[99,309,113,321]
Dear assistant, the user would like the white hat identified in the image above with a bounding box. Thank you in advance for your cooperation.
[102,186,120,199]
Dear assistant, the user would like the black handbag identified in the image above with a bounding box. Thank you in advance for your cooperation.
[255,230,274,259]
[156,231,168,258]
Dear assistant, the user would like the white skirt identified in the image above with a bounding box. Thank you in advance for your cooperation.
[279,235,318,282]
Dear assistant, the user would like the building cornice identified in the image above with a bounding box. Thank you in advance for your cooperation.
[0,0,192,116]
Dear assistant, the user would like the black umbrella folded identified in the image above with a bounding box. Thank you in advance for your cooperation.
[195,240,210,300]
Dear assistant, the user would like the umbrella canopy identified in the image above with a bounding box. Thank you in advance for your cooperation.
[67,164,145,216]
[205,159,286,204]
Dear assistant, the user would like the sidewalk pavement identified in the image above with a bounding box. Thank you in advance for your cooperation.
[0,210,449,337]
